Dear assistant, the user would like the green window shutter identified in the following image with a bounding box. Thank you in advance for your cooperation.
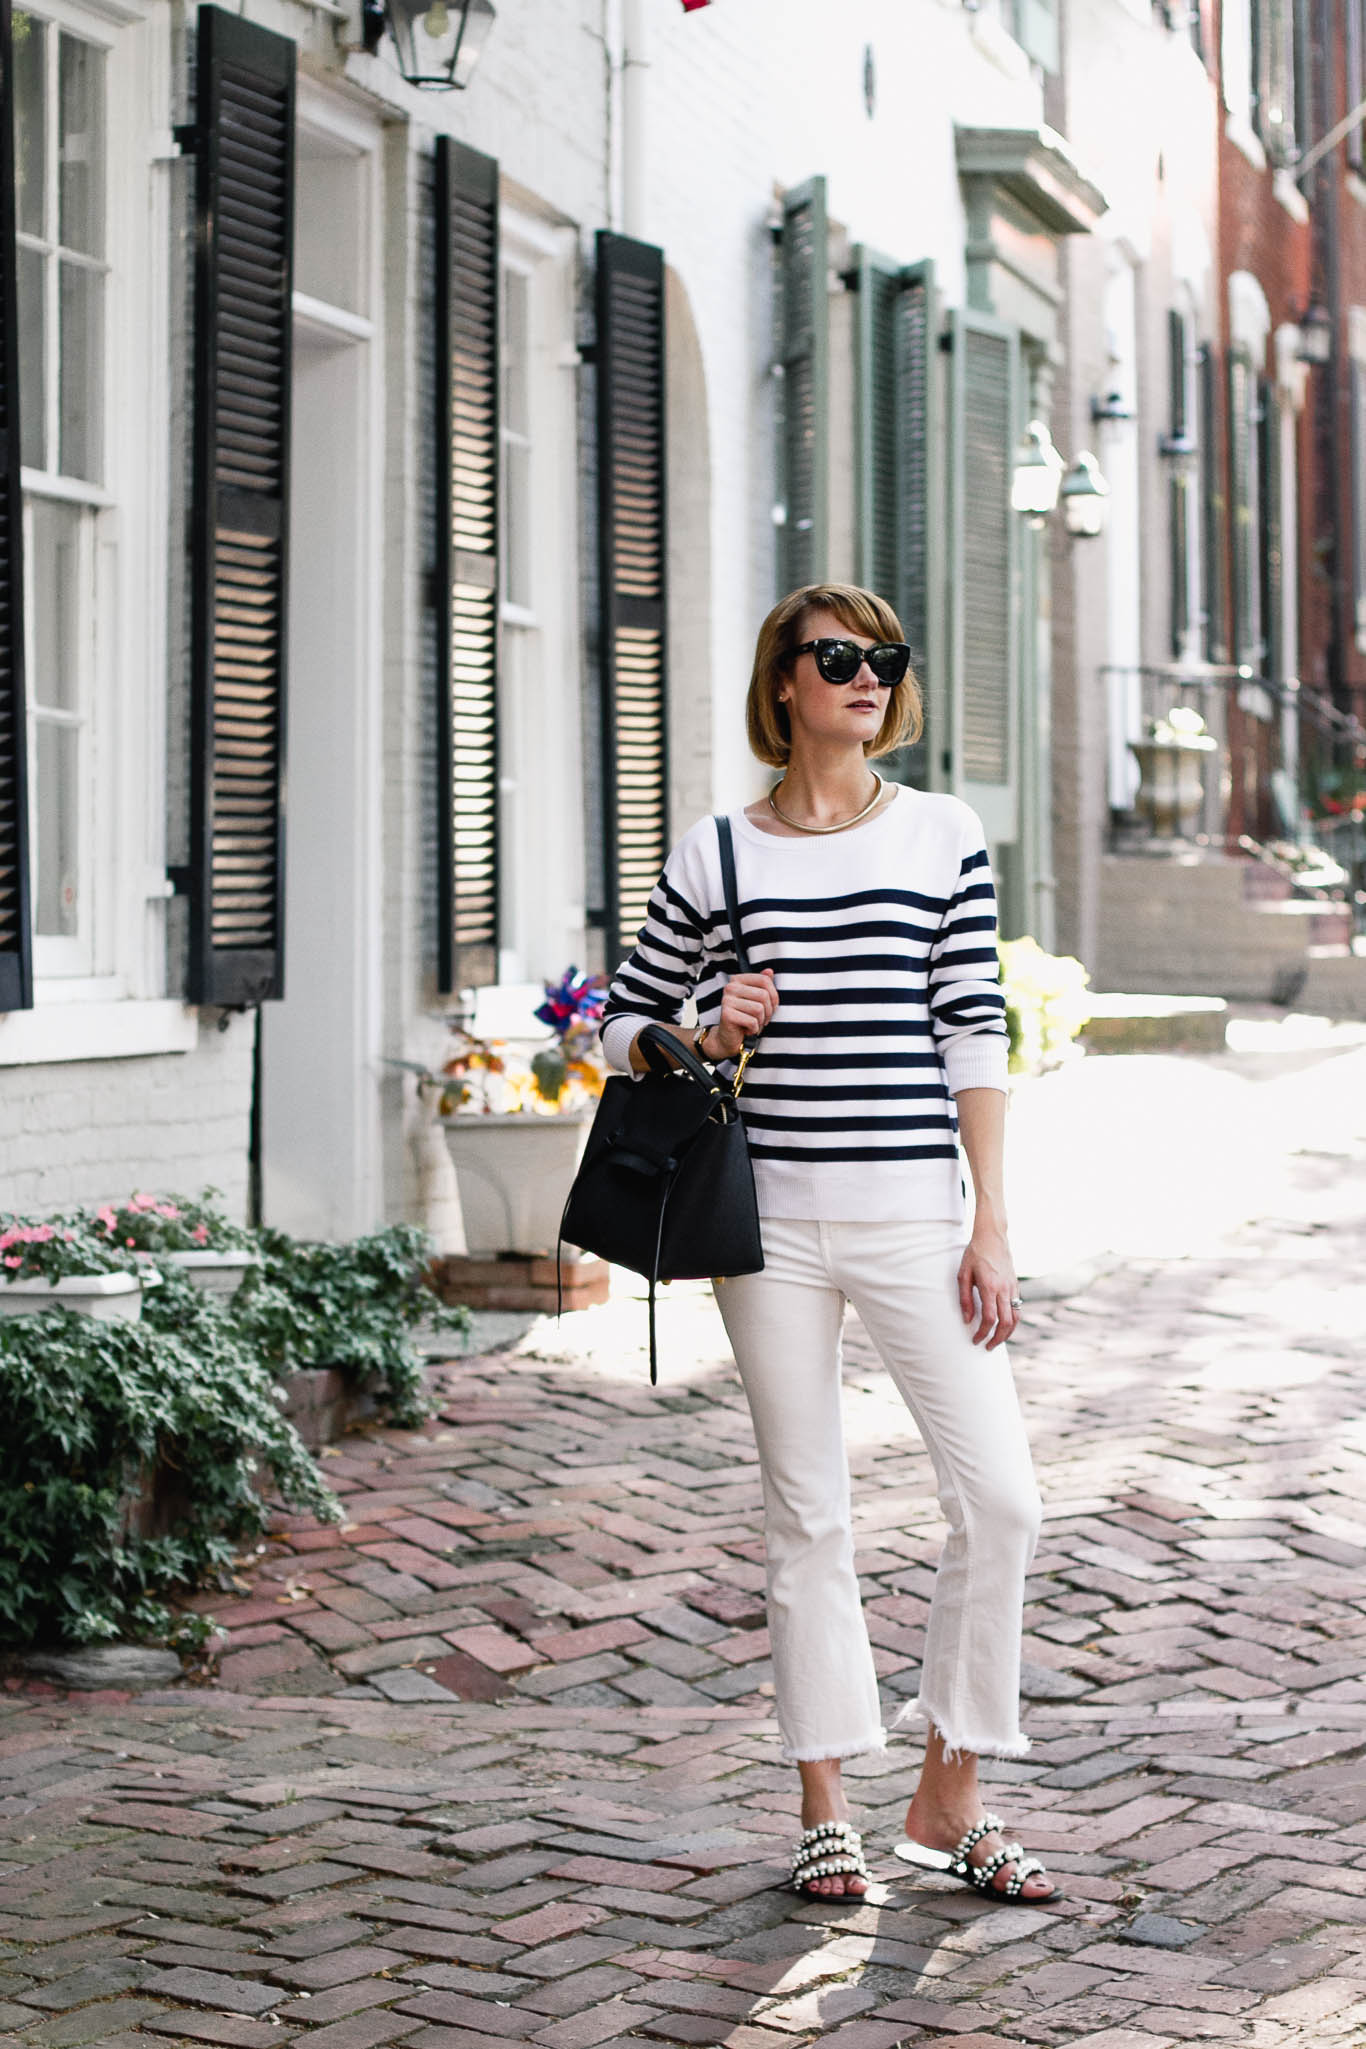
[435,137,499,994]
[1199,341,1229,662]
[1253,0,1296,163]
[1170,472,1193,659]
[1259,378,1282,681]
[854,250,939,786]
[1350,0,1366,175]
[185,5,295,1007]
[596,230,668,967]
[1168,310,1191,657]
[776,177,828,594]
[854,248,901,603]
[947,308,1020,839]
[1014,0,1059,72]
[1228,347,1262,669]
[0,0,33,1010]
[1351,361,1366,649]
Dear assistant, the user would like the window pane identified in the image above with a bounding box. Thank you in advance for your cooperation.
[28,498,81,710]
[58,33,105,259]
[12,11,47,239]
[502,269,529,438]
[59,260,103,483]
[17,242,47,470]
[504,439,532,608]
[34,720,80,937]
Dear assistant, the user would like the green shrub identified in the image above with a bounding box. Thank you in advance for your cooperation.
[233,1223,469,1430]
[999,936,1092,1075]
[0,1269,340,1649]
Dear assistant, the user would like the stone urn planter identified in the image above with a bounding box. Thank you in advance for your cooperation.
[1129,734,1216,839]
[0,1271,147,1322]
[159,1249,261,1299]
[441,1110,592,1257]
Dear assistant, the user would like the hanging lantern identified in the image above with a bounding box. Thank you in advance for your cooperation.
[1010,420,1064,517]
[1059,450,1111,539]
[362,0,495,90]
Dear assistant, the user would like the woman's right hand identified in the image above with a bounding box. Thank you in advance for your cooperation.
[710,969,779,1060]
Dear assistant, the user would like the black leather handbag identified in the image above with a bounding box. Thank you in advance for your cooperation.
[558,815,764,1382]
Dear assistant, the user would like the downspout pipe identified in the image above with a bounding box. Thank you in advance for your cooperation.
[604,0,646,238]
[622,0,647,239]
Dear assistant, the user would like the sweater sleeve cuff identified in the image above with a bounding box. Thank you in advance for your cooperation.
[601,1014,650,1076]
[943,1034,1010,1097]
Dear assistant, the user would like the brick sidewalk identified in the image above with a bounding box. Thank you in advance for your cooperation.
[2,1120,1365,2045]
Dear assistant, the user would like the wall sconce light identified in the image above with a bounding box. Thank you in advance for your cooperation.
[1295,302,1333,365]
[1090,388,1135,423]
[361,0,495,88]
[1060,450,1111,538]
[1011,419,1064,517]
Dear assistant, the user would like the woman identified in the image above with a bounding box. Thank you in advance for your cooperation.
[600,583,1056,1907]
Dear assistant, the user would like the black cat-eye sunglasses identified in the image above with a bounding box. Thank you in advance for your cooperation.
[787,637,912,686]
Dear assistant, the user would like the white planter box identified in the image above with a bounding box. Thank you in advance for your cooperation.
[161,1249,261,1298]
[0,1271,146,1322]
[442,1111,591,1257]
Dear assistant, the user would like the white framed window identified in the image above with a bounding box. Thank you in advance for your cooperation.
[499,258,534,616]
[14,6,111,979]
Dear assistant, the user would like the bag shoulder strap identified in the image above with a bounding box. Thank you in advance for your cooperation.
[714,814,750,975]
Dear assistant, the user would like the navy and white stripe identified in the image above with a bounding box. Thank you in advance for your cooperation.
[600,789,1009,1224]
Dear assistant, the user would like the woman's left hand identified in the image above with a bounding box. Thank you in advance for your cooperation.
[957,1222,1020,1350]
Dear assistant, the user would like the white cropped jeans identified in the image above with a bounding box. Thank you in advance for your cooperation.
[713,1217,1042,1766]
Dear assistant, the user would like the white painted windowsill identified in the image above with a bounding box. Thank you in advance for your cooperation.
[0,998,201,1068]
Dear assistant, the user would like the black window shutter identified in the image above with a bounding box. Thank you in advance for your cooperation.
[185,5,295,1005]
[1199,341,1229,662]
[435,137,499,994]
[776,177,828,594]
[0,0,32,1011]
[596,230,667,968]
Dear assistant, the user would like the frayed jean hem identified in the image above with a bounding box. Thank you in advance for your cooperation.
[889,1694,1031,1766]
[780,1727,888,1765]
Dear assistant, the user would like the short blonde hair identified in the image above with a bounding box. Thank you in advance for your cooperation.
[745,584,925,769]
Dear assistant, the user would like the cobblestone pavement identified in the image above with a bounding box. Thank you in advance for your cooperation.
[3,1043,1366,2048]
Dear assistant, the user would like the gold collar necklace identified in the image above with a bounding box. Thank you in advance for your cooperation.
[768,771,885,835]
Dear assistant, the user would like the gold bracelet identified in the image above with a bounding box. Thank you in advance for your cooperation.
[692,1023,713,1062]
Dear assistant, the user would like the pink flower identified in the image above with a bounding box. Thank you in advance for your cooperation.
[4,1256,21,1269]
[30,1226,53,1242]
[96,1205,117,1232]
[126,1237,136,1248]
[0,1230,16,1252]
[130,1192,157,1213]
[192,1223,210,1245]
[156,1204,181,1220]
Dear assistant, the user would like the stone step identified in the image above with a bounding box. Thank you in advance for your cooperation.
[1080,993,1229,1054]
[1295,948,1366,1019]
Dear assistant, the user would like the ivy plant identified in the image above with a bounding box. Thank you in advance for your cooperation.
[234,1223,469,1429]
[0,1270,341,1648]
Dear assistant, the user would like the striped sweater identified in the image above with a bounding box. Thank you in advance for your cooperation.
[600,787,1010,1223]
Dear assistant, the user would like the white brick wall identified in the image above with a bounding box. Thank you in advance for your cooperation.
[0,1014,254,1218]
